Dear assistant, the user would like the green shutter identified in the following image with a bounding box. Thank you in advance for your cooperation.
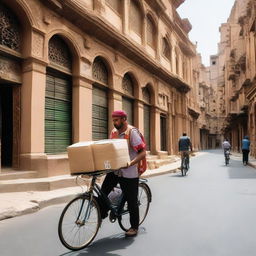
[92,86,108,140]
[144,104,150,150]
[45,74,72,154]
[122,97,133,125]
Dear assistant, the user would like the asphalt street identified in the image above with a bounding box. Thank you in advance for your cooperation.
[1,150,256,256]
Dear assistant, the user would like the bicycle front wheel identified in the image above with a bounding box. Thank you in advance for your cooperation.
[58,195,101,251]
[118,183,151,231]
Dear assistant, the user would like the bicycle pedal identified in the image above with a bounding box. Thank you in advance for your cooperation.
[109,213,116,223]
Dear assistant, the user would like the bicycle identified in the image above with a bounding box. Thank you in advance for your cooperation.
[58,169,152,251]
[224,149,230,165]
[180,151,189,176]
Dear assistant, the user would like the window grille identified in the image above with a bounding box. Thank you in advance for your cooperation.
[0,4,21,51]
[122,73,134,96]
[92,57,108,85]
[48,35,72,70]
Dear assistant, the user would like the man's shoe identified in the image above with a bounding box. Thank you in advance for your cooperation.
[125,228,138,237]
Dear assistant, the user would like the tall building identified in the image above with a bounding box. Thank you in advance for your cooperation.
[217,0,256,157]
[0,0,202,176]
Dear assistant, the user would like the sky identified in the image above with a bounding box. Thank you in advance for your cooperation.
[177,0,236,66]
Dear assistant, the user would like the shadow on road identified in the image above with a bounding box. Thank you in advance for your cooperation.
[59,232,136,256]
[227,159,256,179]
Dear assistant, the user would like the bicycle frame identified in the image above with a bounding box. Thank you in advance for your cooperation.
[58,170,152,250]
[77,171,126,222]
[77,171,150,223]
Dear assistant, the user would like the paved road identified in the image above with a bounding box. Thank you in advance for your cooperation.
[1,150,256,256]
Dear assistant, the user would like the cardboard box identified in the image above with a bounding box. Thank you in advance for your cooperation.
[67,141,95,174]
[92,139,130,171]
[67,139,130,174]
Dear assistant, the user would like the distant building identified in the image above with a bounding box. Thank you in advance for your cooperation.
[215,0,256,157]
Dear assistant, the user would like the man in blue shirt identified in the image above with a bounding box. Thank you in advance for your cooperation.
[242,135,250,165]
[178,133,193,167]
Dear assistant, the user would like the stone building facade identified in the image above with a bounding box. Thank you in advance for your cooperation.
[217,0,256,157]
[194,52,224,150]
[0,0,201,177]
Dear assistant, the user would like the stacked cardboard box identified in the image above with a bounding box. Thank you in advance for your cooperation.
[67,139,130,174]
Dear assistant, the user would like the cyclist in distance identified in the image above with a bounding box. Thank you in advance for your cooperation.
[100,110,146,237]
[178,132,193,168]
[222,138,231,155]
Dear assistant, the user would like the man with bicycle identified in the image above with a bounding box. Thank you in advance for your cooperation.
[222,138,231,157]
[101,110,146,237]
[178,133,193,169]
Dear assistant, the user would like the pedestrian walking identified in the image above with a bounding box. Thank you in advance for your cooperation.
[242,135,250,165]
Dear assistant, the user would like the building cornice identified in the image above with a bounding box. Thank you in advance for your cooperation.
[40,0,191,93]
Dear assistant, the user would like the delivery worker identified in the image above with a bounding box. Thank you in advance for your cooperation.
[100,110,146,237]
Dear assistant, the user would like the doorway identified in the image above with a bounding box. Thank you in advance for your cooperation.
[160,114,167,151]
[0,86,13,167]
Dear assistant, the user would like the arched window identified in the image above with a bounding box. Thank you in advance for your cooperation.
[143,86,151,150]
[45,36,72,154]
[162,38,171,59]
[142,86,151,104]
[0,3,21,52]
[122,73,134,124]
[92,57,109,85]
[48,35,72,71]
[182,58,187,80]
[92,57,109,140]
[122,73,134,96]
[175,48,179,75]
[106,0,121,14]
[146,16,155,48]
[130,0,142,36]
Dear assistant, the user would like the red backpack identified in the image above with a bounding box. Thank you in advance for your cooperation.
[110,125,147,175]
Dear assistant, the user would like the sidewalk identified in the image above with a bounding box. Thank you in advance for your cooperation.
[0,155,183,221]
[230,151,256,168]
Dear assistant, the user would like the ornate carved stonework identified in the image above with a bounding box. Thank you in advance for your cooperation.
[48,35,72,70]
[0,56,21,83]
[92,57,108,84]
[0,3,21,52]
[142,87,151,104]
[32,32,44,58]
[158,93,168,110]
[122,74,134,96]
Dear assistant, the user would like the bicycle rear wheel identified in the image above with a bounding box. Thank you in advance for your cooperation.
[181,158,185,176]
[184,156,189,175]
[118,183,151,231]
[58,195,101,251]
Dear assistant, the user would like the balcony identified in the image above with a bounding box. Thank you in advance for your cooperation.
[188,107,200,119]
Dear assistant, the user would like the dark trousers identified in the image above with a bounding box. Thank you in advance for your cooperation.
[101,172,139,229]
[242,149,250,164]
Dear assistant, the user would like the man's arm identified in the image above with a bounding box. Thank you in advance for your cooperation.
[129,149,146,167]
[128,129,146,167]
